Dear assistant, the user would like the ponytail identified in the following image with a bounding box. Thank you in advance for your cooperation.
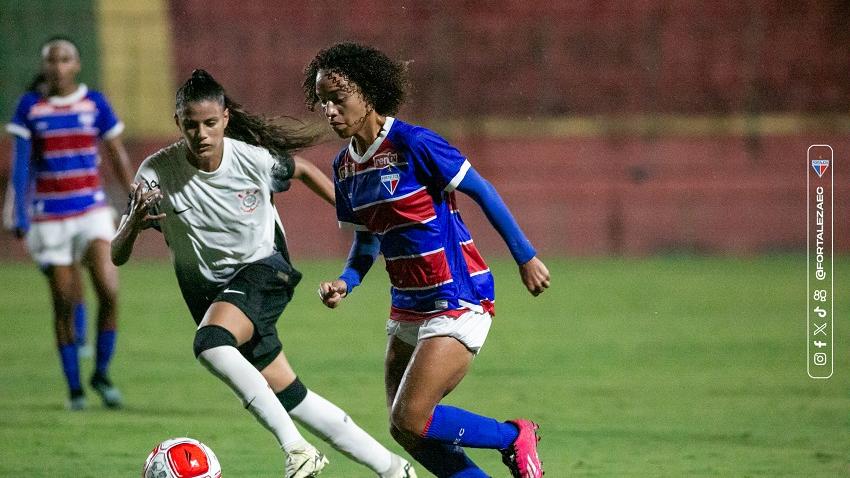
[177,69,324,157]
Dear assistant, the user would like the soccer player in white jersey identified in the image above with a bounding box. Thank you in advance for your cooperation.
[306,43,551,478]
[110,70,415,478]
[4,36,133,410]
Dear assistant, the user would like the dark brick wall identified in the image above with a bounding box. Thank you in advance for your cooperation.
[1,134,845,260]
[2,1,847,260]
[166,0,849,118]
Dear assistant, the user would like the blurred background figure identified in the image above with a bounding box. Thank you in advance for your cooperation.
[3,36,134,410]
[1,2,848,259]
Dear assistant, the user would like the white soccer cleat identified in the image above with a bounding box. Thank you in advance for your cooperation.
[90,373,123,409]
[67,393,86,411]
[285,444,328,478]
[380,454,417,478]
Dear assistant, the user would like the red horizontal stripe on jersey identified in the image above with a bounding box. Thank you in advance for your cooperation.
[385,249,452,290]
[42,134,96,152]
[357,189,436,233]
[390,306,468,322]
[461,241,489,274]
[35,174,100,193]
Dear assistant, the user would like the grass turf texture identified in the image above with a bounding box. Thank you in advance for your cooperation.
[0,256,847,477]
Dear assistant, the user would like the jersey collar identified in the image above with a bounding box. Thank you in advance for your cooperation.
[47,84,88,106]
[348,116,394,164]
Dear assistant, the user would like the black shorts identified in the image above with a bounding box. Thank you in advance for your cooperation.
[179,253,302,370]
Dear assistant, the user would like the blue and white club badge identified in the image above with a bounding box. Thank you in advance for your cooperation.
[811,159,829,178]
[381,173,400,194]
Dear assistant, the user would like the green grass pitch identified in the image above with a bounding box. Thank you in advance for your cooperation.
[0,256,847,476]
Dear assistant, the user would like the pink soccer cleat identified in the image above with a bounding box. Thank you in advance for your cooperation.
[501,419,544,478]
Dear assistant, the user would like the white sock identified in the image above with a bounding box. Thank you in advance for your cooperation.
[289,390,393,473]
[198,346,305,451]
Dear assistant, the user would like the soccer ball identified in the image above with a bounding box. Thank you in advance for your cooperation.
[142,437,222,478]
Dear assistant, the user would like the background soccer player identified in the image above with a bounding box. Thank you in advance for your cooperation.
[307,42,551,478]
[4,36,133,410]
[111,69,416,478]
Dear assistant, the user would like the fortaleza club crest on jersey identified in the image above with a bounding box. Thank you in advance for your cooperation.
[811,159,830,178]
[237,189,260,213]
[381,173,400,194]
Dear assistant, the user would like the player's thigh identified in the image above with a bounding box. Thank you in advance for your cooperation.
[385,334,415,410]
[393,335,474,421]
[83,239,119,299]
[199,302,255,345]
[260,351,297,393]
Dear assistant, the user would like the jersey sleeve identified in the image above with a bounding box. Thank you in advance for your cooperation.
[270,150,295,192]
[127,158,161,230]
[133,158,160,192]
[6,94,35,139]
[333,156,367,231]
[409,128,471,192]
[92,92,125,140]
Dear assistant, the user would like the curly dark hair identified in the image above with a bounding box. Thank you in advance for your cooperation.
[303,42,409,116]
[177,69,323,156]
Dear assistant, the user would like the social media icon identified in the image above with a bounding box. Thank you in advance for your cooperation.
[814,341,827,348]
[813,353,827,366]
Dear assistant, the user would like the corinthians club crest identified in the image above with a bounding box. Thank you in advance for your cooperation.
[237,189,260,213]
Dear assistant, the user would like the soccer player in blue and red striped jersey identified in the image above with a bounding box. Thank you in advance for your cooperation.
[306,43,551,478]
[3,37,134,410]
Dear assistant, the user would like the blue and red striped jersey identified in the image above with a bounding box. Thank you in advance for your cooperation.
[6,84,123,222]
[333,117,495,321]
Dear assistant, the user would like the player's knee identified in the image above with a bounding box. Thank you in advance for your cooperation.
[97,286,118,309]
[193,325,237,358]
[275,377,308,411]
[389,422,405,441]
[389,422,422,451]
[390,403,428,438]
[51,286,76,313]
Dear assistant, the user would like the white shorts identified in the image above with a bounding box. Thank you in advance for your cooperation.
[386,309,493,354]
[26,207,116,267]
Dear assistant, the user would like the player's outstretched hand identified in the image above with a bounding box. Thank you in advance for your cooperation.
[127,182,166,230]
[520,256,550,296]
[318,280,348,308]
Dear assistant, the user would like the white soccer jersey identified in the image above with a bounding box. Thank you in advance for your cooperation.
[135,138,287,287]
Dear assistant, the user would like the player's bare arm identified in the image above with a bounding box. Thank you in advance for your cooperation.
[102,136,135,194]
[111,182,165,266]
[292,155,335,205]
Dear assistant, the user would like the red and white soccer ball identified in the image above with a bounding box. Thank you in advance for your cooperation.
[142,437,221,478]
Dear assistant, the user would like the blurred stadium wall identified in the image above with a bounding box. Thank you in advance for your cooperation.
[1,1,848,260]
